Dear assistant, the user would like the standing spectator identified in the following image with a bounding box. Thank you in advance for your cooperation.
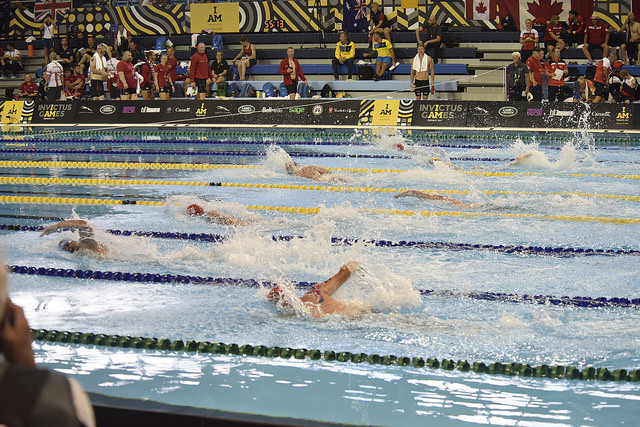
[545,47,568,102]
[363,30,396,81]
[64,65,85,100]
[117,50,137,100]
[332,31,355,80]
[506,51,529,101]
[89,43,109,100]
[415,15,441,63]
[620,12,640,65]
[583,14,609,64]
[564,10,585,46]
[189,42,212,100]
[140,51,156,100]
[43,52,64,101]
[1,43,21,78]
[17,73,39,99]
[369,2,391,42]
[526,47,544,101]
[544,14,565,58]
[40,15,56,65]
[410,44,435,100]
[166,46,187,96]
[210,50,228,87]
[612,69,637,103]
[279,47,307,100]
[519,19,539,62]
[592,52,616,103]
[232,35,257,81]
[114,23,131,56]
[129,38,144,64]
[106,50,120,100]
[56,37,75,68]
[154,53,173,100]
[77,36,98,71]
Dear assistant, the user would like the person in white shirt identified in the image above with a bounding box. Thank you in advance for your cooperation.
[1,43,21,78]
[89,43,109,100]
[40,15,56,65]
[410,44,435,100]
[44,52,64,101]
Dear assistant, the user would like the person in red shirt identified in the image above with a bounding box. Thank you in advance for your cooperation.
[545,47,568,102]
[166,46,187,97]
[582,14,610,64]
[140,51,156,100]
[544,14,565,58]
[564,10,585,46]
[279,47,307,100]
[520,18,539,62]
[592,52,616,103]
[117,50,137,101]
[526,48,544,101]
[64,64,85,100]
[369,2,392,43]
[154,53,173,100]
[189,42,212,100]
[231,35,257,81]
[17,73,39,100]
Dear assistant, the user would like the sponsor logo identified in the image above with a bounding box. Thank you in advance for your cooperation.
[141,106,161,113]
[166,107,172,113]
[79,105,93,113]
[527,108,542,116]
[419,103,463,120]
[196,103,207,116]
[498,106,518,117]
[37,103,73,119]
[378,103,393,116]
[617,106,630,120]
[312,105,323,116]
[289,107,305,114]
[549,109,573,117]
[122,106,135,114]
[328,107,356,114]
[238,105,255,114]
[592,111,610,117]
[473,106,489,114]
[174,107,191,113]
[217,106,230,112]
[261,106,283,113]
[100,105,116,115]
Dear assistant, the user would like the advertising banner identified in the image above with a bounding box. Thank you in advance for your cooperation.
[411,101,467,127]
[190,3,240,34]
[31,102,76,124]
[466,101,535,128]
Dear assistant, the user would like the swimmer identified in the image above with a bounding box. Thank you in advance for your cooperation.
[508,152,534,166]
[267,261,367,318]
[394,189,473,208]
[40,220,109,255]
[285,160,349,183]
[186,204,255,226]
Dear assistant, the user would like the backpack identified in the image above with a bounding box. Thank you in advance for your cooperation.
[212,34,223,52]
[297,81,310,98]
[358,64,374,80]
[321,83,333,98]
[585,65,597,81]
[231,82,254,97]
[216,81,228,97]
[155,36,167,51]
[263,82,276,98]
[279,82,288,97]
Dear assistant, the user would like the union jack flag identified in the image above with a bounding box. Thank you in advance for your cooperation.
[343,0,368,32]
[34,0,72,22]
[354,0,367,21]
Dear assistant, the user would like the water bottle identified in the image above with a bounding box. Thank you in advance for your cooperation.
[328,90,332,98]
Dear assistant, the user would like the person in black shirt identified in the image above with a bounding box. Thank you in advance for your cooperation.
[506,51,530,101]
[369,2,392,42]
[210,50,228,86]
[129,38,144,64]
[73,31,88,63]
[56,37,75,68]
[415,15,442,63]
[77,35,98,71]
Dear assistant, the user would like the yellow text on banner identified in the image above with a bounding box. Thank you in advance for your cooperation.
[372,100,400,126]
[0,101,24,124]
[190,3,239,33]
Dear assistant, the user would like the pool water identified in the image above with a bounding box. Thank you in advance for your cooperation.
[1,128,639,425]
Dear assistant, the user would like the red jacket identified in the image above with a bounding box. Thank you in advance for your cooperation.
[279,57,306,85]
[190,51,212,80]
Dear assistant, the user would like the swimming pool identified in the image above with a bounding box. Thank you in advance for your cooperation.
[1,128,639,425]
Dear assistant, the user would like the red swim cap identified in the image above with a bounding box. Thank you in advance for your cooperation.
[396,143,405,151]
[187,204,205,216]
[267,286,283,301]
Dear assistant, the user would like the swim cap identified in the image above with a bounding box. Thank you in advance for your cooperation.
[267,286,283,302]
[395,143,404,151]
[59,239,77,253]
[187,204,205,217]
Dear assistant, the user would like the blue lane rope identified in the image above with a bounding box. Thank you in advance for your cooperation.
[2,224,638,257]
[8,265,639,309]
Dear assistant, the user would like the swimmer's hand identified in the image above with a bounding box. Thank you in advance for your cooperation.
[40,220,90,237]
[342,261,362,275]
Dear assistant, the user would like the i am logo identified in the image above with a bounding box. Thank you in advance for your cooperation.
[208,6,222,22]
[617,106,629,119]
[196,103,207,115]
[380,103,392,116]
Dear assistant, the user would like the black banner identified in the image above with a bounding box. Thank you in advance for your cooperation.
[31,102,76,124]
[411,101,467,127]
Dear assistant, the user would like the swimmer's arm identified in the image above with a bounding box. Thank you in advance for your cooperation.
[395,190,471,208]
[508,152,534,166]
[40,220,93,237]
[204,210,243,226]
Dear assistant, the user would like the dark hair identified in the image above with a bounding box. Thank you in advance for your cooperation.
[569,9,578,15]
[239,35,248,42]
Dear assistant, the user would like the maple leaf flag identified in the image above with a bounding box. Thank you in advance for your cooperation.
[34,0,72,22]
[518,0,569,31]
[466,0,496,20]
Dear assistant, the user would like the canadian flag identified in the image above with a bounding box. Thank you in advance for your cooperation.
[466,0,497,20]
[497,0,590,31]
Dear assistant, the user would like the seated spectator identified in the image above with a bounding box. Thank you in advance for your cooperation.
[574,76,596,102]
[1,42,21,78]
[129,38,144,64]
[43,52,64,101]
[545,47,568,101]
[117,50,137,101]
[519,18,539,62]
[415,15,441,63]
[232,35,256,81]
[612,69,637,103]
[410,44,434,100]
[620,12,640,65]
[64,64,85,99]
[544,14,565,58]
[369,2,391,42]
[189,42,212,100]
[210,50,228,86]
[592,52,616,102]
[154,53,173,100]
[77,36,98,70]
[525,47,544,101]
[564,9,585,46]
[363,30,396,81]
[139,51,156,100]
[17,73,39,99]
[279,47,307,100]
[506,51,529,101]
[114,23,131,56]
[56,37,75,68]
[583,14,610,64]
[332,31,355,80]
[73,30,88,62]
[166,46,188,96]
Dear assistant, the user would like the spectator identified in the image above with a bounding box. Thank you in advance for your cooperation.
[114,23,131,56]
[410,44,435,100]
[73,30,88,63]
[525,47,544,101]
[332,31,355,80]
[544,14,565,58]
[117,50,137,100]
[77,36,98,71]
[620,12,640,65]
[545,46,568,101]
[1,42,21,78]
[89,43,109,100]
[583,14,609,64]
[154,53,173,100]
[363,30,396,81]
[564,9,585,46]
[0,263,96,427]
[506,51,529,101]
[519,19,538,62]
[140,51,156,100]
[106,50,120,100]
[43,52,64,101]
[592,52,616,102]
[369,2,391,42]
[574,76,596,102]
[56,37,75,68]
[232,35,256,81]
[40,15,56,65]
[611,69,637,103]
[210,50,228,86]
[64,64,85,99]
[129,38,144,64]
[279,47,307,100]
[166,46,187,96]
[189,42,212,100]
[415,15,441,63]
[17,73,39,99]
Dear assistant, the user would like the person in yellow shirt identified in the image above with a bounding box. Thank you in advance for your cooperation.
[332,31,355,80]
[364,30,396,81]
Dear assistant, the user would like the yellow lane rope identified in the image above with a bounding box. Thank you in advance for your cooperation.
[1,177,638,203]
[0,196,637,225]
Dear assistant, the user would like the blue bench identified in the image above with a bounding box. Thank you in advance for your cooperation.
[242,63,467,76]
[568,64,640,76]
